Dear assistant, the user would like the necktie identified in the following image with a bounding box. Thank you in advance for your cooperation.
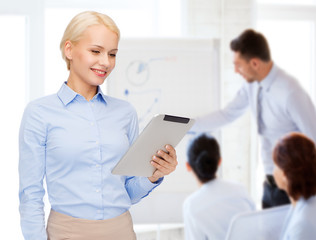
[257,85,263,133]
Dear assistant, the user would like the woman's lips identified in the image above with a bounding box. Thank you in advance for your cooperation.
[91,68,106,77]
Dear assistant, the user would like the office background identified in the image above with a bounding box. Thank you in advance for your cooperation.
[1,0,316,239]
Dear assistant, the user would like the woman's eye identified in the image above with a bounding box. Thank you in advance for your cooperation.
[91,50,100,54]
[109,53,116,57]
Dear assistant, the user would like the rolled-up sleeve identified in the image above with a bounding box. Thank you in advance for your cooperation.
[125,176,163,204]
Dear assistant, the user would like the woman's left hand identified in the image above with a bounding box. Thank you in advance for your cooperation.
[148,144,178,183]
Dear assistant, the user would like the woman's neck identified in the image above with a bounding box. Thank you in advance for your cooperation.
[67,78,97,101]
[197,176,216,188]
[290,196,297,207]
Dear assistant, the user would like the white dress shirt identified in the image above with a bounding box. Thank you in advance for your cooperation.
[280,196,316,240]
[192,64,316,174]
[183,178,255,240]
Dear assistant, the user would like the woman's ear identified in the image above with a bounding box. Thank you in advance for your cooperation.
[218,158,222,167]
[186,162,192,172]
[281,170,288,189]
[64,40,73,60]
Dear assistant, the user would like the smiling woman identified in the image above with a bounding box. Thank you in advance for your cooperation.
[18,11,178,240]
[63,24,119,100]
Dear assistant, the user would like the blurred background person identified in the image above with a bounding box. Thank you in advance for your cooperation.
[183,134,255,240]
[192,29,316,209]
[273,132,316,240]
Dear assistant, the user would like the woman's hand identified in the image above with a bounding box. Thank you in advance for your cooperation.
[148,144,178,183]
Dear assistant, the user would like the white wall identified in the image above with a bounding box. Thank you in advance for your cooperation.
[185,0,257,197]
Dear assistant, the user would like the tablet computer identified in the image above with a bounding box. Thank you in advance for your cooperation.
[112,114,195,177]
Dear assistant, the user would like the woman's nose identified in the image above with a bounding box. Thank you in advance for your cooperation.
[99,54,110,67]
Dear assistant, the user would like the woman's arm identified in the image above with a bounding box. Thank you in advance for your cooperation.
[19,103,47,240]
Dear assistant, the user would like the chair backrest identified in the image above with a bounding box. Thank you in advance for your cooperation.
[225,204,291,240]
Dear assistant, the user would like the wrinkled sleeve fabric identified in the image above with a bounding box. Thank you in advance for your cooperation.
[19,102,47,240]
[125,176,163,204]
[192,84,250,133]
[124,107,163,204]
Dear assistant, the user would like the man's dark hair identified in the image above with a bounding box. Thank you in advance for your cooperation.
[230,29,271,62]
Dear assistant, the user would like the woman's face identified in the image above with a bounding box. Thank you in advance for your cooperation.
[273,164,288,193]
[66,24,119,88]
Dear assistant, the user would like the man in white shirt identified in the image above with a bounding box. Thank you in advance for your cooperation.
[192,29,316,208]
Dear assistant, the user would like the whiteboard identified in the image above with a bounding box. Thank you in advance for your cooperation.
[106,38,220,223]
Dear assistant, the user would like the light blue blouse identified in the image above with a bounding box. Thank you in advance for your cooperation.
[183,178,255,240]
[280,196,316,240]
[19,83,161,240]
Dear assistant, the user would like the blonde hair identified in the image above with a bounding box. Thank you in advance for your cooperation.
[60,11,120,70]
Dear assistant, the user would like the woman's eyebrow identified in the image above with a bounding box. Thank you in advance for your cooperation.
[90,44,104,49]
[90,45,118,52]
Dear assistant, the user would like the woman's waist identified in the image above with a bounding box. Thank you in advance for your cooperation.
[50,204,130,221]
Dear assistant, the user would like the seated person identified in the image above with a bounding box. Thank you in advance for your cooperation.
[273,132,316,240]
[182,134,255,240]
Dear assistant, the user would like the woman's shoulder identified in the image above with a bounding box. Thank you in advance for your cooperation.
[104,95,137,113]
[184,180,229,206]
[104,95,131,105]
[299,196,316,218]
[20,94,60,128]
[206,178,247,193]
[183,189,205,216]
[285,197,316,239]
[24,93,59,112]
[183,180,248,213]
